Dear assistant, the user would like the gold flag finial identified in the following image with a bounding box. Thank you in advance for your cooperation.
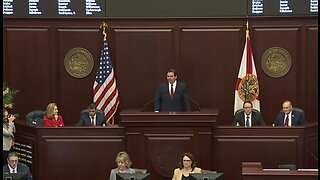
[246,20,249,37]
[100,22,108,41]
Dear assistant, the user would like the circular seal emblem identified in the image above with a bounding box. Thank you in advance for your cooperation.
[237,74,259,102]
[261,47,292,78]
[64,47,94,78]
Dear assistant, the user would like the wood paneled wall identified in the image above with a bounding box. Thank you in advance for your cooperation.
[3,17,318,125]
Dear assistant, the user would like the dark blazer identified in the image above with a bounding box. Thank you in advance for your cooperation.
[154,81,191,112]
[275,108,306,126]
[76,110,105,126]
[3,163,33,180]
[232,110,266,126]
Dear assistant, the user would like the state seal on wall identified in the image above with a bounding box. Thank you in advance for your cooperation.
[64,47,94,78]
[237,74,259,102]
[261,47,292,78]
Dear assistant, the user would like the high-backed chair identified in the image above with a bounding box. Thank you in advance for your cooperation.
[81,109,104,115]
[280,107,305,117]
[278,107,307,124]
[26,110,45,126]
[235,108,260,115]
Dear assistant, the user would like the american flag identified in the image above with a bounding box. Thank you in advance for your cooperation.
[93,39,119,123]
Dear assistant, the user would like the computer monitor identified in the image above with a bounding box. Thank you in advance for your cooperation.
[3,172,28,180]
[189,172,224,180]
[116,172,151,180]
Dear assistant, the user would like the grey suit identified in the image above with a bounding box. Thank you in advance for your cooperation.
[154,81,191,112]
[3,163,33,180]
[109,168,135,180]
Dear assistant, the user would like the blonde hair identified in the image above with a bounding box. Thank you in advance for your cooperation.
[45,103,57,119]
[116,151,132,168]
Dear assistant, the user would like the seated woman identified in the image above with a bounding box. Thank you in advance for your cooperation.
[172,152,201,180]
[43,102,64,127]
[109,151,135,180]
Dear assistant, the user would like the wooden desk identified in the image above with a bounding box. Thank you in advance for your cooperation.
[13,119,126,180]
[242,162,318,180]
[214,123,318,180]
[120,108,218,180]
[13,117,317,180]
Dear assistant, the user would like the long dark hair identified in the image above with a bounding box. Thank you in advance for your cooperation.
[178,152,196,170]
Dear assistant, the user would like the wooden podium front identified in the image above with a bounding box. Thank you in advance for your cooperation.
[120,108,219,180]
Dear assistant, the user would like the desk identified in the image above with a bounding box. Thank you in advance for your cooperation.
[214,123,318,180]
[120,108,218,180]
[242,162,318,180]
[13,119,126,180]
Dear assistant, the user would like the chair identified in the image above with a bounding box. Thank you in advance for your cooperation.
[279,107,306,121]
[235,108,260,115]
[81,109,104,115]
[278,164,296,170]
[26,110,45,126]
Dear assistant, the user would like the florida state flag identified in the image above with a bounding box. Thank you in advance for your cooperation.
[234,24,260,114]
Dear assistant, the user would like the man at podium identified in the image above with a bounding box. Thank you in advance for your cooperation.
[154,68,191,112]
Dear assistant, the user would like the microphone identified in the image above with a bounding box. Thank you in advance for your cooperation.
[175,91,201,111]
[141,96,161,112]
[185,94,201,111]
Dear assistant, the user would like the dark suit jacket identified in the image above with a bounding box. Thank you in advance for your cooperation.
[3,163,33,180]
[154,81,191,112]
[275,109,306,126]
[232,110,266,126]
[76,110,105,126]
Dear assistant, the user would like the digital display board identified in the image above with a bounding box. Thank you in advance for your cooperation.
[3,0,106,17]
[3,0,318,18]
[249,0,318,16]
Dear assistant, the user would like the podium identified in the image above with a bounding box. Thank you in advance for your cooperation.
[242,162,318,180]
[120,108,218,180]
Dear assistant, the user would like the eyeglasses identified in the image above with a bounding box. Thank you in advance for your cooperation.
[183,159,191,162]
[8,160,18,163]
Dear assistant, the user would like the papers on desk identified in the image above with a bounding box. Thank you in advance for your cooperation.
[263,168,318,172]
[263,169,290,171]
[297,169,318,171]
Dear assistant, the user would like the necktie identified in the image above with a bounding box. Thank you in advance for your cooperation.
[284,114,289,126]
[91,117,95,126]
[12,169,15,173]
[245,116,250,127]
[170,84,174,99]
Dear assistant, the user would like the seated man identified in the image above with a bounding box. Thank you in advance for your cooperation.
[3,151,33,180]
[76,103,105,126]
[274,100,306,126]
[232,101,266,127]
